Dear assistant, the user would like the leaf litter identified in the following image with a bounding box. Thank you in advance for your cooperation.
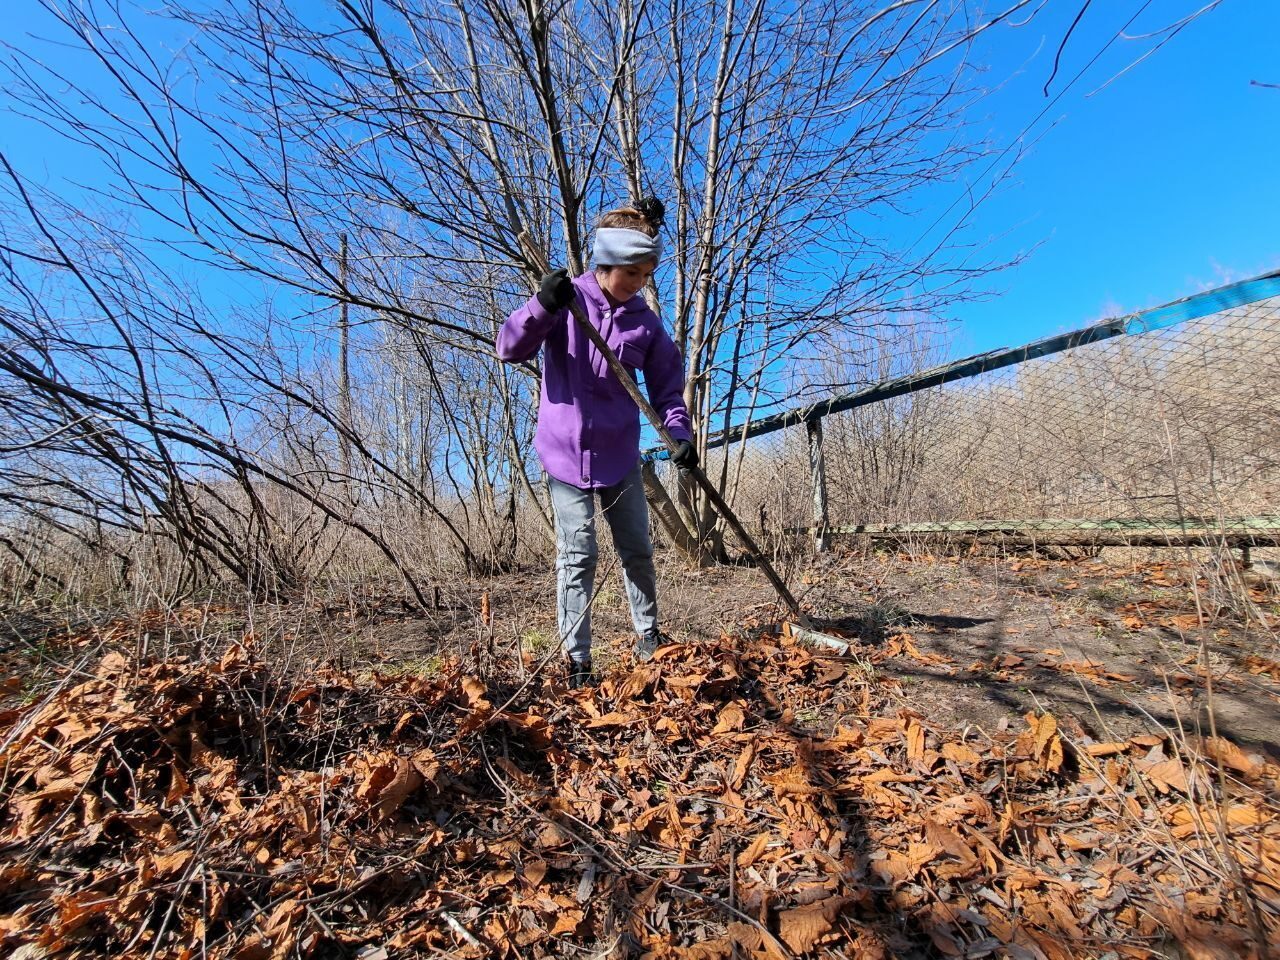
[0,611,1277,959]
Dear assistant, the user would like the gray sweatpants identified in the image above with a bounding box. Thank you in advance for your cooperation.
[548,462,659,664]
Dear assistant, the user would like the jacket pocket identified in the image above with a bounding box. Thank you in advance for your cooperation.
[614,330,650,369]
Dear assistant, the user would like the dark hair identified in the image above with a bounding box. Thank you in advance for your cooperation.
[596,195,665,237]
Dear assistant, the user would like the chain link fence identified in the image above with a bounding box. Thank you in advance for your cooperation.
[648,272,1280,556]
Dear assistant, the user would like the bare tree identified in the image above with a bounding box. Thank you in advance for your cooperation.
[1,0,1050,601]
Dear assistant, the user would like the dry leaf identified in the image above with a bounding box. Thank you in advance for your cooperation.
[355,753,422,820]
[460,677,489,708]
[1140,758,1191,794]
[549,908,584,936]
[1083,741,1128,757]
[1015,712,1064,774]
[738,832,772,868]
[730,742,756,791]
[1242,654,1280,680]
[941,742,981,765]
[674,938,733,959]
[777,896,847,952]
[712,701,745,735]
[905,718,926,762]
[1198,736,1259,777]
[535,821,573,850]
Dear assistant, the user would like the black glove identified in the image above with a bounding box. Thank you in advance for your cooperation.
[537,268,575,312]
[672,439,698,469]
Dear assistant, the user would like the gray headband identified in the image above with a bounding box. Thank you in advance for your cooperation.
[592,227,662,266]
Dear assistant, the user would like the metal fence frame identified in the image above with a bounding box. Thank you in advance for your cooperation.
[646,269,1280,554]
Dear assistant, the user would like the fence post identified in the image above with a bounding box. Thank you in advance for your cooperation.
[641,461,712,566]
[806,418,830,553]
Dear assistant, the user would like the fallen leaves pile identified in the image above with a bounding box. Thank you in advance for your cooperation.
[2,621,1278,959]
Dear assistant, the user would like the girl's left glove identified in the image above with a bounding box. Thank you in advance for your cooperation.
[672,440,698,469]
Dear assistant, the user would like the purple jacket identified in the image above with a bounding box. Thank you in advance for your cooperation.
[497,271,692,489]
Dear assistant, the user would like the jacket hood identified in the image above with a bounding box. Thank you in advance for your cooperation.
[574,269,645,314]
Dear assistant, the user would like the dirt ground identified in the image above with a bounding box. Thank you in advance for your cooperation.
[102,542,1278,763]
[3,545,1280,958]
[10,543,1275,757]
[792,548,1280,756]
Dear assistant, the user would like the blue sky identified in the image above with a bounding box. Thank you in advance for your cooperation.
[941,0,1280,354]
[2,0,1277,362]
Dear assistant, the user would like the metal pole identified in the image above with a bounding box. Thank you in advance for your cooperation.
[806,418,829,553]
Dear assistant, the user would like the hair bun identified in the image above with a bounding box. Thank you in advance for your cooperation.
[634,196,666,230]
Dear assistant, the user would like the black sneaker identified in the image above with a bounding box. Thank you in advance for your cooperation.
[633,631,667,662]
[566,659,598,689]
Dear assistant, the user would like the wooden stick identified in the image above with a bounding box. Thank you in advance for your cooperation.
[516,232,803,620]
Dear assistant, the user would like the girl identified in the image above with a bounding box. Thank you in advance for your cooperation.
[496,200,698,688]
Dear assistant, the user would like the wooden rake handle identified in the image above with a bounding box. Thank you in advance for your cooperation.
[516,232,802,620]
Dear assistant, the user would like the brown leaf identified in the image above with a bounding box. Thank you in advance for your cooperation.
[503,711,554,749]
[1033,713,1057,758]
[523,858,548,887]
[460,676,490,708]
[730,742,756,791]
[816,662,846,684]
[1083,741,1128,757]
[1170,802,1265,840]
[1139,758,1191,794]
[821,725,864,750]
[1242,654,1280,680]
[931,793,994,825]
[997,801,1020,846]
[923,818,978,869]
[218,643,250,673]
[674,938,733,959]
[49,890,113,939]
[940,742,981,766]
[778,896,846,953]
[904,718,926,762]
[926,925,963,956]
[738,832,772,868]
[1198,736,1259,776]
[894,634,953,667]
[411,749,442,785]
[725,921,762,952]
[152,849,194,878]
[355,753,423,820]
[869,851,914,887]
[549,907,583,936]
[655,715,683,742]
[1016,712,1064,774]
[166,761,190,806]
[535,821,573,850]
[711,701,745,735]
[768,764,824,798]
[95,650,130,677]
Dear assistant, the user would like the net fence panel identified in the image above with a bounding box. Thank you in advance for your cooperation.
[649,291,1280,546]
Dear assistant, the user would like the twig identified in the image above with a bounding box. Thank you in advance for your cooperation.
[441,912,484,951]
[487,553,619,719]
[479,738,793,958]
[729,841,740,960]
